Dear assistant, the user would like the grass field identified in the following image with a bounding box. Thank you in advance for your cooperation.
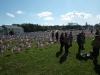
[0,37,100,75]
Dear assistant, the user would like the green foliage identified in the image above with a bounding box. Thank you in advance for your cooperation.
[12,23,100,32]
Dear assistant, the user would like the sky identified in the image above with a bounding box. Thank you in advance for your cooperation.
[0,0,100,26]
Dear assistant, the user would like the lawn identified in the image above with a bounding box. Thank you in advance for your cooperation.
[0,37,100,75]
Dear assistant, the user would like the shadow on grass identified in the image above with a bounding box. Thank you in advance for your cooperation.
[26,48,29,50]
[59,53,68,64]
[5,54,11,57]
[25,51,29,53]
[8,48,11,50]
[76,53,87,61]
[14,52,19,54]
[76,53,82,61]
[49,47,52,48]
[39,49,43,50]
[94,64,100,75]
[55,51,63,58]
[45,48,48,49]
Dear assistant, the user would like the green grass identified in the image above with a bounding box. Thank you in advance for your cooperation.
[0,37,100,75]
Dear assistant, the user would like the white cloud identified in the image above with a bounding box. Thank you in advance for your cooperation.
[37,11,52,17]
[44,17,54,20]
[6,13,15,17]
[61,12,74,20]
[75,12,92,19]
[61,11,92,20]
[44,23,49,25]
[4,24,12,25]
[16,10,24,14]
[43,23,54,26]
[97,15,100,19]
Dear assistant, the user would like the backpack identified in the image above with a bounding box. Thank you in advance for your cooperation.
[79,51,93,59]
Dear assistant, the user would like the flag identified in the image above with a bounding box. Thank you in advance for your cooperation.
[0,40,3,43]
[0,48,3,55]
[11,49,13,52]
[41,42,44,47]
[46,42,49,45]
[28,43,31,47]
[36,43,38,48]
[18,47,21,51]
[51,41,54,44]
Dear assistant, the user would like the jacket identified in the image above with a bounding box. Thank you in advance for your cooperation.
[91,38,100,49]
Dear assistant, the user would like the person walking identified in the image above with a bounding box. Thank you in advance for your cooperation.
[59,33,65,52]
[81,31,85,50]
[64,33,70,54]
[52,31,54,41]
[95,29,99,35]
[68,31,73,47]
[77,33,82,53]
[55,31,59,42]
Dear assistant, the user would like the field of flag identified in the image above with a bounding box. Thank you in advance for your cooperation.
[0,30,100,75]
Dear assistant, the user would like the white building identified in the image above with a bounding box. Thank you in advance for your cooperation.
[0,25,24,35]
[68,22,78,25]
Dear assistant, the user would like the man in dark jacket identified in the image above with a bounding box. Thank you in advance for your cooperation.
[91,34,100,64]
[95,29,99,35]
[81,31,85,50]
[77,33,82,53]
[59,33,65,52]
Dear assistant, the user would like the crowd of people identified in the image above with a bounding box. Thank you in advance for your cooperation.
[52,29,100,65]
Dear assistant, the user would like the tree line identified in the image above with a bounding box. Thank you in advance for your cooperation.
[12,23,100,32]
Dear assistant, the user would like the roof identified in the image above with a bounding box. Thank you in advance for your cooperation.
[0,26,4,29]
[2,25,23,29]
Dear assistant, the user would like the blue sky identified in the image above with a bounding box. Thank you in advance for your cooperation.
[0,0,100,26]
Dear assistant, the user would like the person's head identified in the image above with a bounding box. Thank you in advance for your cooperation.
[96,29,98,31]
[65,33,67,37]
[98,34,100,40]
[61,33,63,36]
[70,31,72,34]
[79,33,81,36]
